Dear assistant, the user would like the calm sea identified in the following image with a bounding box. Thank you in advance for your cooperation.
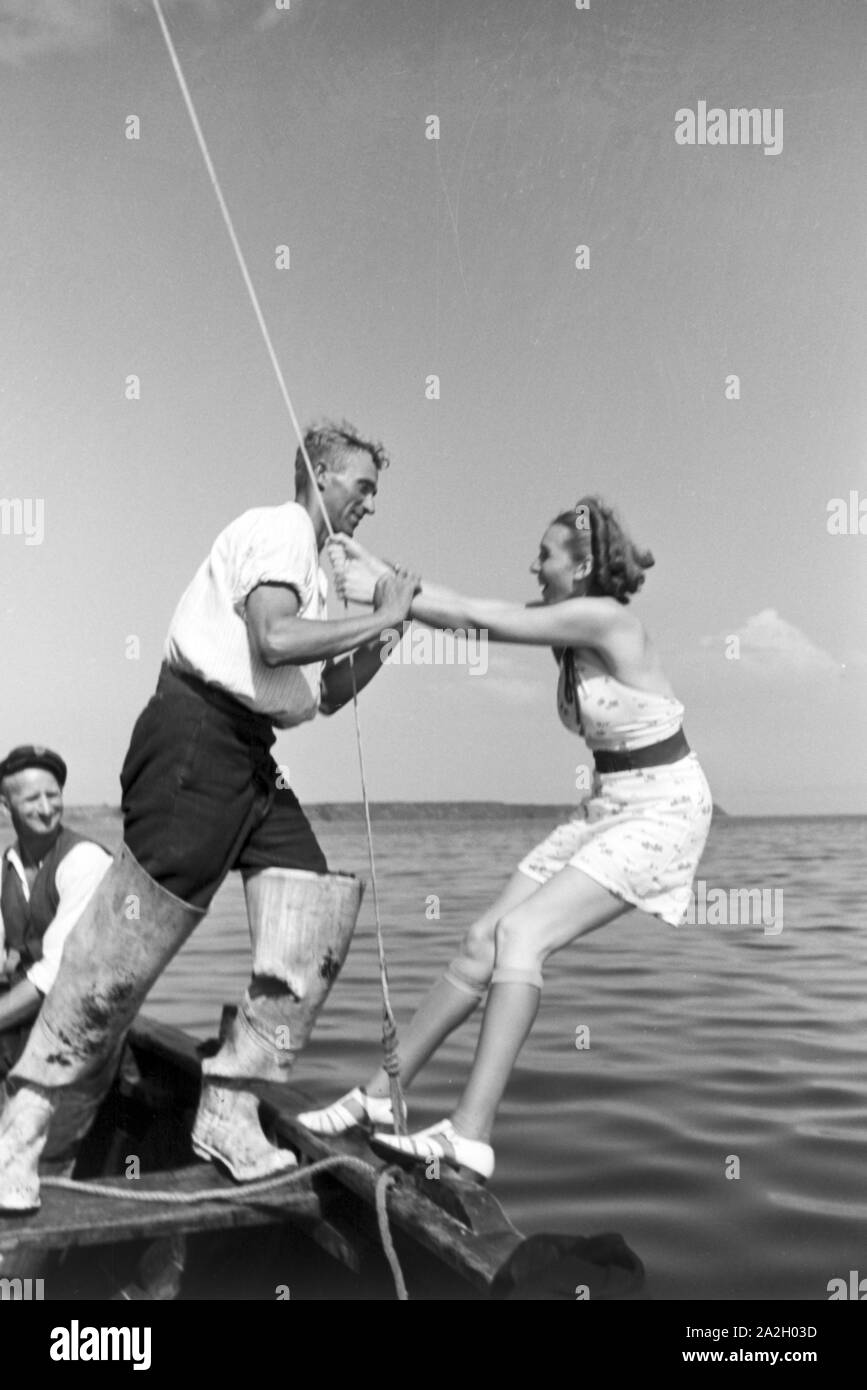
[67,809,867,1302]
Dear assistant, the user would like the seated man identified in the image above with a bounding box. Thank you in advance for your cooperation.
[0,746,111,1078]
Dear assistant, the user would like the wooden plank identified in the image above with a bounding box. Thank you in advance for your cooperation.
[265,1108,524,1290]
[128,1017,526,1291]
[0,1161,322,1257]
[1,1017,527,1289]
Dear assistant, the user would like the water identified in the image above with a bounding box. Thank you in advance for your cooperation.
[68,809,867,1302]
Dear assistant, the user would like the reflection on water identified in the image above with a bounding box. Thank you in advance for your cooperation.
[69,810,867,1301]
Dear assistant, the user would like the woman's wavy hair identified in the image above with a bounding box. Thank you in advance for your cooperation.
[551,496,654,604]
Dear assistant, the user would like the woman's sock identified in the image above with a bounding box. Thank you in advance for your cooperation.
[451,981,541,1143]
[363,972,485,1100]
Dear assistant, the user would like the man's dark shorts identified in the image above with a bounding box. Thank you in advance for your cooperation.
[120,665,327,909]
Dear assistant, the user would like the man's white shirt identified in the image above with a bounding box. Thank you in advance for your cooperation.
[164,502,328,728]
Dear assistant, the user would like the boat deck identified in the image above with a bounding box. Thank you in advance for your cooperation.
[0,1015,645,1300]
[0,1015,524,1295]
[0,1161,322,1257]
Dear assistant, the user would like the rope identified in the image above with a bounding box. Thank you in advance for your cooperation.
[374,1169,408,1301]
[44,1154,409,1301]
[150,0,406,1134]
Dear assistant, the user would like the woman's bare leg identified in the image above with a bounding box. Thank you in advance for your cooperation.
[451,869,629,1142]
[363,870,540,1099]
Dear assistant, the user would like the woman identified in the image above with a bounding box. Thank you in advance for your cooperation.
[299,498,713,1181]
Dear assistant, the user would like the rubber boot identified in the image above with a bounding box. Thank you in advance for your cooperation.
[0,843,205,1213]
[0,1085,54,1212]
[192,869,363,1181]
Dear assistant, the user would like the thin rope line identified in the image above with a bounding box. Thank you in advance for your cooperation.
[44,1154,408,1300]
[374,1169,409,1300]
[45,1156,352,1204]
[150,0,405,1133]
[151,0,313,483]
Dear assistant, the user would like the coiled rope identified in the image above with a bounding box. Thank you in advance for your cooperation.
[45,1156,408,1301]
[149,0,406,1134]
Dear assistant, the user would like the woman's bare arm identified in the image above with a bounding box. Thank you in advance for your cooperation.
[327,535,632,649]
[410,580,628,647]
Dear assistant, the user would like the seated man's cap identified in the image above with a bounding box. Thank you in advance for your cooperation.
[0,745,68,788]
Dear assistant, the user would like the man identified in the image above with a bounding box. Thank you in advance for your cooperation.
[0,420,418,1212]
[0,747,111,1076]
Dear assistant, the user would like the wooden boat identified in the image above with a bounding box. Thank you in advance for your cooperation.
[0,1012,645,1301]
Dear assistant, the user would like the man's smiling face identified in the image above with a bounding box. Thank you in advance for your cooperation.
[322,449,380,536]
[1,768,63,839]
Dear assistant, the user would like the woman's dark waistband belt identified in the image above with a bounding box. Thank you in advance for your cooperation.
[159,663,274,738]
[593,728,690,774]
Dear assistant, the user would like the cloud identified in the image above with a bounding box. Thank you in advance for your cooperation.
[256,1,302,32]
[474,674,547,706]
[0,0,253,66]
[0,0,108,65]
[468,646,550,704]
[398,642,550,705]
[701,608,845,680]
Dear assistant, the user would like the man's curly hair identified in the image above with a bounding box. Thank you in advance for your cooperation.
[552,496,655,604]
[294,419,390,494]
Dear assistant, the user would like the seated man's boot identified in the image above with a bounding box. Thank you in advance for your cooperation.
[192,868,363,1181]
[0,844,205,1213]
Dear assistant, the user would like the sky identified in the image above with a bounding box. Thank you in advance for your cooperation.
[0,0,865,815]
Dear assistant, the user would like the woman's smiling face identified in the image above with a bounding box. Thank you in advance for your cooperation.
[530,522,585,604]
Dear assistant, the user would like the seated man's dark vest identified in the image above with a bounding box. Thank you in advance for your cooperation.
[1,826,91,980]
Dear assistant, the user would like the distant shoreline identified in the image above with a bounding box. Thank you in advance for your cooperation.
[59,803,863,822]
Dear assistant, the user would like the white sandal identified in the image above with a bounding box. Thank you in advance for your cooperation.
[297,1087,394,1136]
[371,1118,494,1182]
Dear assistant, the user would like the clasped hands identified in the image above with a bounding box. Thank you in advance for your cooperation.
[327,535,421,614]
